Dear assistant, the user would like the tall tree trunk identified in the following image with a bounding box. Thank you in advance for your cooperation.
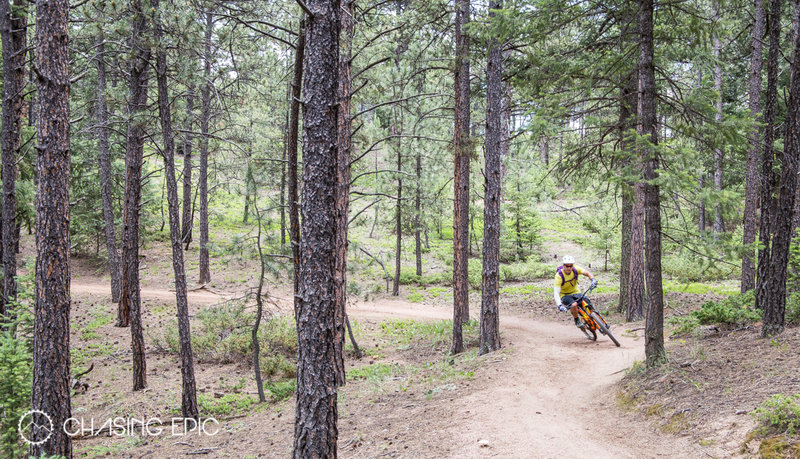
[95,37,122,304]
[480,0,504,354]
[293,0,341,456]
[253,204,267,402]
[182,85,194,249]
[742,0,765,292]
[154,0,198,418]
[698,174,706,232]
[415,143,422,276]
[763,0,800,337]
[756,0,783,312]
[0,0,26,315]
[30,0,71,452]
[393,137,402,296]
[198,11,212,285]
[243,148,253,223]
[451,0,471,355]
[713,0,725,235]
[334,0,355,386]
[414,75,423,276]
[288,20,305,312]
[280,93,289,250]
[628,9,648,322]
[618,27,637,315]
[639,0,665,367]
[119,0,151,392]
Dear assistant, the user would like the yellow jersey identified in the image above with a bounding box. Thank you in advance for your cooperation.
[554,265,584,296]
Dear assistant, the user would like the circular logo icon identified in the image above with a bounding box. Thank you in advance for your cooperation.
[18,410,53,445]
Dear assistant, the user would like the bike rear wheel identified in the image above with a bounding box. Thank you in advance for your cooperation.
[580,324,597,341]
[590,311,620,347]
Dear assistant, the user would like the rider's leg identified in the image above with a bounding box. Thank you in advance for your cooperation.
[569,303,579,319]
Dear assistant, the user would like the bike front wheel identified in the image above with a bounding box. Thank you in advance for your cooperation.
[590,311,621,347]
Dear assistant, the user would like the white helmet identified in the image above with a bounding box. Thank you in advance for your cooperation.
[562,255,575,265]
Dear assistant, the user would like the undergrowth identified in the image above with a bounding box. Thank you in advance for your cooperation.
[669,290,760,335]
[152,302,297,379]
[754,394,800,436]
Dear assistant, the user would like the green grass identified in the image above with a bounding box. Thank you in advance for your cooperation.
[662,280,738,296]
[407,289,424,303]
[72,342,118,374]
[197,392,261,417]
[379,318,479,350]
[265,379,296,403]
[347,363,404,382]
[79,313,114,341]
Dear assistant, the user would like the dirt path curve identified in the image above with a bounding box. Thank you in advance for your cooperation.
[350,297,708,459]
[71,281,228,305]
[71,281,707,457]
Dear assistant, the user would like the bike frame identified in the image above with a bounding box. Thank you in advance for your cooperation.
[571,285,607,331]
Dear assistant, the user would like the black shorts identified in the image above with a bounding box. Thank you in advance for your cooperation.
[561,294,592,309]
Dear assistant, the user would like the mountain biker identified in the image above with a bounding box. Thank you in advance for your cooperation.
[553,255,597,328]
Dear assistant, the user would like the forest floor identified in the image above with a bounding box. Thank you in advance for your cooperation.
[49,230,797,458]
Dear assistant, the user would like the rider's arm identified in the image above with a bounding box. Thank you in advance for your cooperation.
[553,274,562,305]
[582,269,594,280]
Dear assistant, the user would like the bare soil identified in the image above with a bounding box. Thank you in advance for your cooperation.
[55,239,797,458]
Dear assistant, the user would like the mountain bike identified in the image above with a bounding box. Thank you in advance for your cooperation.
[572,285,620,347]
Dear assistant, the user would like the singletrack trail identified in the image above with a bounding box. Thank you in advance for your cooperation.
[72,281,227,305]
[71,282,707,457]
[350,298,706,458]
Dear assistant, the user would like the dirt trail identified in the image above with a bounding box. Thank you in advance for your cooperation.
[72,282,705,457]
[350,298,707,458]
[72,281,228,305]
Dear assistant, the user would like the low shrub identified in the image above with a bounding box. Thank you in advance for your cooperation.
[265,379,296,402]
[499,259,551,282]
[153,303,297,369]
[754,394,800,436]
[668,290,760,335]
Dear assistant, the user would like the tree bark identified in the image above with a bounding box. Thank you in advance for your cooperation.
[763,0,800,337]
[288,20,305,312]
[415,142,422,276]
[713,0,724,235]
[30,0,71,452]
[742,0,765,293]
[154,0,198,418]
[628,183,646,321]
[0,0,26,314]
[94,37,122,304]
[639,0,665,367]
[280,93,289,250]
[253,205,267,402]
[618,33,637,316]
[756,0,782,312]
[182,85,194,249]
[451,0,471,355]
[198,11,212,285]
[119,0,151,392]
[480,0,504,355]
[293,0,341,456]
[334,0,355,386]
[393,133,402,296]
